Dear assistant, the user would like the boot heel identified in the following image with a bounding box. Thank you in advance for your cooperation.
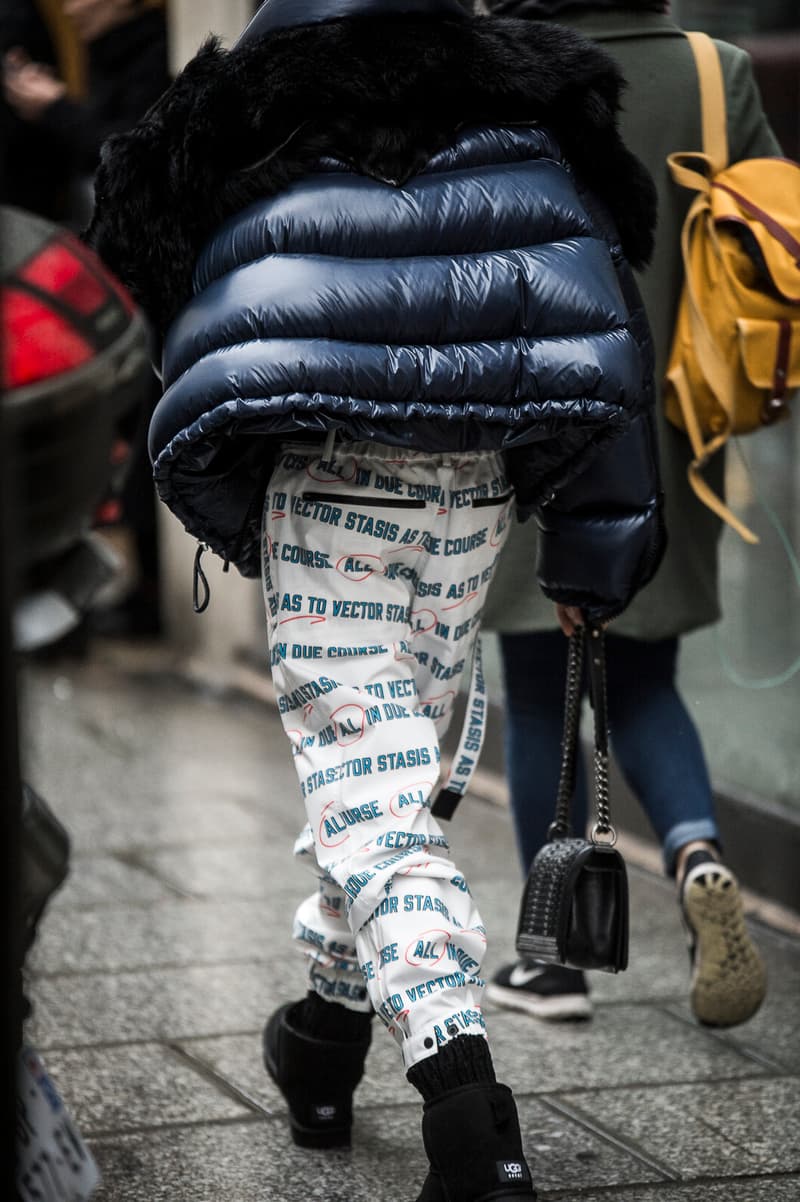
[288,1115,352,1149]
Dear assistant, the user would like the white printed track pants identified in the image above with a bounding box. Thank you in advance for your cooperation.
[262,441,513,1069]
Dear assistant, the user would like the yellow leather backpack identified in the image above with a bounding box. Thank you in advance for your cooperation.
[664,31,800,543]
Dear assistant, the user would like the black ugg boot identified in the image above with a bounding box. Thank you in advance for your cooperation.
[263,997,371,1148]
[407,1035,536,1200]
[416,1082,537,1201]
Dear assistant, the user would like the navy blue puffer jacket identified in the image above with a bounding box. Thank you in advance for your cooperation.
[89,0,666,621]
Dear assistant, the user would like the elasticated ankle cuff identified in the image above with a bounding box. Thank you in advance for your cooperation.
[406,1034,496,1101]
[298,991,373,1042]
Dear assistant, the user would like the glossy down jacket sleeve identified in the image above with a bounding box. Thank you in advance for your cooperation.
[534,407,666,624]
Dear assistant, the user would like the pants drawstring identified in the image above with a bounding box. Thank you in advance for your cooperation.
[432,635,487,821]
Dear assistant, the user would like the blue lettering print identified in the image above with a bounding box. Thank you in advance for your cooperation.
[378,943,400,966]
[343,869,377,902]
[376,747,431,772]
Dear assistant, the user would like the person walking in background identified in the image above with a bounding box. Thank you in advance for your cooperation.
[481,0,774,1030]
[87,0,666,1195]
[1,0,79,219]
[3,0,169,225]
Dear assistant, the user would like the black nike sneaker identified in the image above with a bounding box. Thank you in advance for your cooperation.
[486,961,592,1020]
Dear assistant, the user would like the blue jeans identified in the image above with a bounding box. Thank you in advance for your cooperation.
[499,630,720,878]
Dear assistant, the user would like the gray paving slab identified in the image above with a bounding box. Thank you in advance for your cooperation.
[720,993,800,1073]
[577,1179,800,1202]
[21,652,800,1200]
[520,1093,665,1193]
[664,991,800,1074]
[88,1093,665,1202]
[692,1076,800,1174]
[752,928,800,999]
[140,843,299,900]
[21,663,299,852]
[89,1114,426,1202]
[486,1003,766,1092]
[29,897,306,975]
[41,1043,251,1137]
[25,786,284,857]
[28,961,307,1050]
[560,1077,800,1180]
[176,1026,419,1114]
[174,998,766,1127]
[46,854,177,909]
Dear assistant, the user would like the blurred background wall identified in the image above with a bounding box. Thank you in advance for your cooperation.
[168,0,251,70]
[675,0,799,158]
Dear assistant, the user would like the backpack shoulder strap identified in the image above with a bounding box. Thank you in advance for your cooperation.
[686,31,729,173]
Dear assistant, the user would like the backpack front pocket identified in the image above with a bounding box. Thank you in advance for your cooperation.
[737,317,800,423]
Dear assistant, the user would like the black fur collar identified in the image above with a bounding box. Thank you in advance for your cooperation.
[88,12,656,334]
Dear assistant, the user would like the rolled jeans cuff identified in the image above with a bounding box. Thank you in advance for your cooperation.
[663,819,721,878]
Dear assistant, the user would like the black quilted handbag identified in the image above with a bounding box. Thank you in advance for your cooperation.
[515,626,629,973]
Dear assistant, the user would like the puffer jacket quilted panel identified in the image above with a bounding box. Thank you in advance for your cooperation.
[162,237,631,387]
[192,141,586,289]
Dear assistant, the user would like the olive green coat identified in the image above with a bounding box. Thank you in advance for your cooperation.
[483,9,782,640]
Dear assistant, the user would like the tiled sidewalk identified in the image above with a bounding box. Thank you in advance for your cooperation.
[20,646,800,1201]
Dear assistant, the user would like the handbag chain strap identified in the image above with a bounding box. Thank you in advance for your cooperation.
[549,629,584,838]
[548,625,616,847]
[587,626,615,845]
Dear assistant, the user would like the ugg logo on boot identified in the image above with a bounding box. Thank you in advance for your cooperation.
[497,1161,527,1183]
[315,1105,337,1121]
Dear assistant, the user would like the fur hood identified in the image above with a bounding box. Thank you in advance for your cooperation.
[88,10,656,334]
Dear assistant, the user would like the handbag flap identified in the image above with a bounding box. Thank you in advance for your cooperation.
[568,845,629,973]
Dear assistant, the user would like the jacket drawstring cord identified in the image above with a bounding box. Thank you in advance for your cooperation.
[193,543,211,613]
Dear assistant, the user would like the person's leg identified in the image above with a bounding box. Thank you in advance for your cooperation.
[264,446,491,1060]
[262,867,374,1148]
[606,634,765,1026]
[262,444,536,1196]
[486,630,591,1020]
[388,450,535,1200]
[604,634,719,875]
[499,630,589,874]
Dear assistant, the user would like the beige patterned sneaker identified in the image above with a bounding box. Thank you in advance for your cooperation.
[680,853,767,1028]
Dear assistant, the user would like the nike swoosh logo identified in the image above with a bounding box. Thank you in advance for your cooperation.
[508,963,544,988]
